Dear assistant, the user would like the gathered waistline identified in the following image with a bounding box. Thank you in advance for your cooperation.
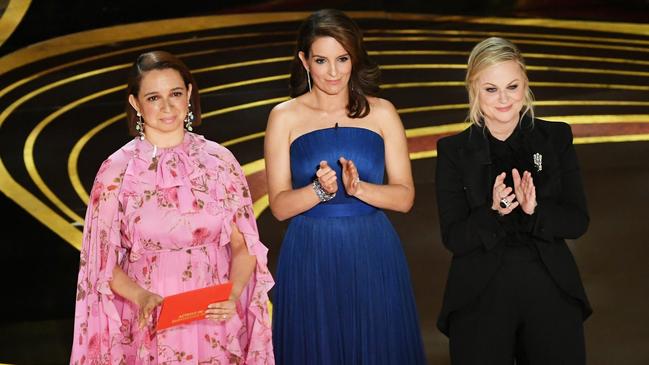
[136,242,216,255]
[301,202,378,218]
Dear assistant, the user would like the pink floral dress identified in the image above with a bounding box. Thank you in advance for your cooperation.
[70,132,274,364]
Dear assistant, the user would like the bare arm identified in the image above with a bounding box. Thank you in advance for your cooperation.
[341,99,414,212]
[228,224,256,301]
[264,104,337,220]
[205,224,256,322]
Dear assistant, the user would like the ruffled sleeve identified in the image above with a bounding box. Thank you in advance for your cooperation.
[70,151,130,364]
[215,147,275,363]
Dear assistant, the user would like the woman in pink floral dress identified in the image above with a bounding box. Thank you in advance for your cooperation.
[70,51,274,364]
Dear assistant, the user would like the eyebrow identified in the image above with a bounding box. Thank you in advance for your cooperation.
[481,79,521,86]
[143,87,184,97]
[311,53,350,58]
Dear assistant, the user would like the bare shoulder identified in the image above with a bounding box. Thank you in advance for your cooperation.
[367,96,402,132]
[267,97,304,133]
[368,96,398,115]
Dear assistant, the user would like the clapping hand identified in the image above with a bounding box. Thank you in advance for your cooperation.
[339,156,361,196]
[492,172,519,216]
[512,168,537,215]
[316,161,338,194]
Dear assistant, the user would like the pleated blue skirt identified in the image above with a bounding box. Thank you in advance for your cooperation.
[272,208,427,365]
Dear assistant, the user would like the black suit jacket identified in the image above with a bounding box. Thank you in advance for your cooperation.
[435,117,592,335]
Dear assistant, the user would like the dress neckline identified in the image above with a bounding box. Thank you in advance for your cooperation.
[289,126,383,149]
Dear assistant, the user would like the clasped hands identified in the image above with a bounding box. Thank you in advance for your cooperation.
[492,168,537,216]
[316,157,361,196]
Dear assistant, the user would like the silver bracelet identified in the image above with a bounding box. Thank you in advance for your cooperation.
[312,179,336,202]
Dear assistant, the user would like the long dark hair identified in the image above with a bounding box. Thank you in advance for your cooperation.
[125,51,202,136]
[290,9,380,118]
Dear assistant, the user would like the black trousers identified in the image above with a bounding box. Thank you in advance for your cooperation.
[448,246,585,365]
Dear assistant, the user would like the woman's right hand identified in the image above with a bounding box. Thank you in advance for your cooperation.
[135,289,163,329]
[316,160,338,194]
[492,172,519,215]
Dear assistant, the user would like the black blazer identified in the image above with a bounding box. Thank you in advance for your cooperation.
[435,116,592,335]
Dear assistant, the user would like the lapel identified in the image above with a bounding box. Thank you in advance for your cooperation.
[522,117,560,198]
[459,125,493,207]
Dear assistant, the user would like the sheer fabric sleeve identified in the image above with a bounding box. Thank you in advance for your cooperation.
[70,155,129,364]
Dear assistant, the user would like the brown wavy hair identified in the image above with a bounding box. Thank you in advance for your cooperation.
[125,51,202,136]
[290,9,380,118]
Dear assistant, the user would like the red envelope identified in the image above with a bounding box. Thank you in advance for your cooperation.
[156,282,233,331]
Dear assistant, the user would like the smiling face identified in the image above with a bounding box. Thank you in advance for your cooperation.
[300,36,352,95]
[476,60,526,130]
[128,68,191,141]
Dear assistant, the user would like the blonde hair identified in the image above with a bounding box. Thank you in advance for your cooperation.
[465,37,534,127]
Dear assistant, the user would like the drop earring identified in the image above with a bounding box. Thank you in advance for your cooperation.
[135,112,144,140]
[185,101,194,131]
[306,69,312,92]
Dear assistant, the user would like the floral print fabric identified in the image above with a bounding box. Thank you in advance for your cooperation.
[70,132,274,364]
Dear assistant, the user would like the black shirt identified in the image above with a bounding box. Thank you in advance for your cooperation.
[488,127,537,248]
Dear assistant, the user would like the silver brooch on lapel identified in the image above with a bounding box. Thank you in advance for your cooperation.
[533,153,543,172]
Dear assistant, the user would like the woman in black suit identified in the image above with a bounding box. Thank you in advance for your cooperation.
[435,37,592,364]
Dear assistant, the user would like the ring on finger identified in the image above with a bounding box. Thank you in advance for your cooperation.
[499,197,511,209]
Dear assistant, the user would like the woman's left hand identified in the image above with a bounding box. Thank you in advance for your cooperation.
[512,168,537,215]
[205,295,238,322]
[339,156,362,196]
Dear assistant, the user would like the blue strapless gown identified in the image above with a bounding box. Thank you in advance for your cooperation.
[272,127,427,365]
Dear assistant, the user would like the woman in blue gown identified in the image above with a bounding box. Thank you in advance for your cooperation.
[264,9,427,364]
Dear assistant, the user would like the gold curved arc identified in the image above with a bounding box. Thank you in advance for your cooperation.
[385,14,649,37]
[382,63,649,78]
[382,81,649,91]
[221,132,266,148]
[3,11,649,80]
[382,81,465,89]
[0,64,128,128]
[542,114,649,124]
[522,53,649,67]
[193,56,292,73]
[382,64,466,70]
[3,17,648,103]
[398,103,468,114]
[363,35,649,54]
[0,159,83,250]
[365,28,649,47]
[0,34,293,101]
[24,85,125,224]
[201,75,289,94]
[371,50,649,68]
[252,194,270,218]
[370,50,467,57]
[535,100,649,107]
[202,97,289,118]
[530,82,649,91]
[527,65,649,78]
[0,0,31,47]
[574,134,649,144]
[68,114,126,204]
